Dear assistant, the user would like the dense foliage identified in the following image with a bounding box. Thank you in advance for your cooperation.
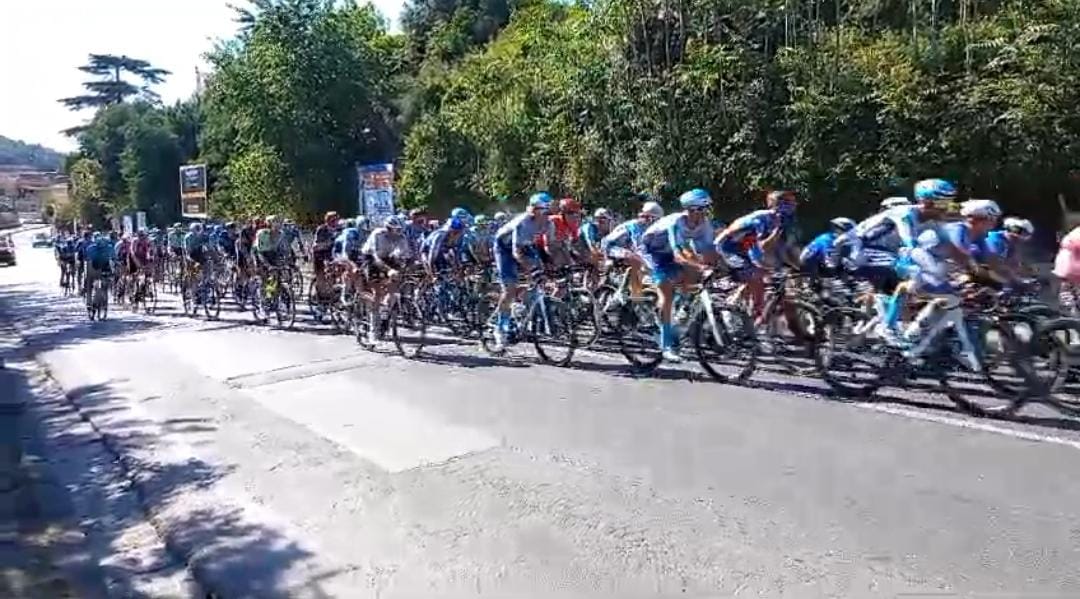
[58,0,1080,237]
[0,136,64,170]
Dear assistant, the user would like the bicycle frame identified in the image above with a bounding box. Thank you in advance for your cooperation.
[904,302,981,372]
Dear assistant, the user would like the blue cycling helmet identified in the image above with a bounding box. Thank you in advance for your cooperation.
[451,207,471,220]
[913,179,957,203]
[679,188,712,209]
[528,192,554,208]
[447,217,466,231]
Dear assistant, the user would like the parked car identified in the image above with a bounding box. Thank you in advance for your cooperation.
[31,232,52,248]
[0,236,15,266]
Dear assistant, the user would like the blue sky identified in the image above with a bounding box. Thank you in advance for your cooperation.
[0,0,406,154]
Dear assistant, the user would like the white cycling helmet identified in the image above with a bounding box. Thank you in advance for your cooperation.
[829,217,856,232]
[640,201,664,220]
[880,196,911,209]
[593,208,612,220]
[960,199,1002,219]
[1003,217,1034,237]
[384,215,406,229]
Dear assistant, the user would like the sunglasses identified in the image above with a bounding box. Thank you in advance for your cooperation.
[687,206,710,214]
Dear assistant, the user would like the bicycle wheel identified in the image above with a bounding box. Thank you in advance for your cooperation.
[390,294,427,358]
[307,279,327,323]
[813,307,887,398]
[144,281,158,315]
[530,296,577,367]
[616,296,663,371]
[249,280,268,323]
[351,300,376,350]
[566,288,601,348]
[933,325,1032,417]
[181,279,194,316]
[202,284,221,320]
[692,304,758,384]
[273,285,296,329]
[981,315,1066,398]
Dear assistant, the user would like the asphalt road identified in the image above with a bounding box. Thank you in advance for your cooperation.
[2,229,1080,598]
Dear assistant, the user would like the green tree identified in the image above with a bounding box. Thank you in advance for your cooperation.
[59,54,171,112]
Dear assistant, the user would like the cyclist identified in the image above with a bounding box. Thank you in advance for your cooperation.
[360,215,412,345]
[581,208,613,255]
[254,215,287,275]
[312,211,339,296]
[895,199,997,354]
[974,216,1035,287]
[799,217,857,282]
[541,198,586,267]
[83,232,116,300]
[841,179,956,340]
[183,222,212,287]
[640,188,717,362]
[355,215,372,244]
[491,192,555,351]
[421,215,468,277]
[167,223,184,261]
[463,214,493,266]
[54,232,78,288]
[600,201,664,300]
[129,229,153,277]
[75,229,93,293]
[714,190,800,321]
[403,209,428,256]
[331,218,364,304]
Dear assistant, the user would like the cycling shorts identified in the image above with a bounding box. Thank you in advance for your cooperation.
[187,247,207,265]
[641,249,684,284]
[495,242,538,285]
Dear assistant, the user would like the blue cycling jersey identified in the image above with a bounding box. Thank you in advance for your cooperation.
[85,240,116,264]
[978,230,1013,262]
[494,213,552,249]
[640,212,714,255]
[715,209,782,255]
[421,224,463,264]
[600,219,648,255]
[333,228,361,257]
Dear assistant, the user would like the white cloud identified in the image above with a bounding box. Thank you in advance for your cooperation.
[0,0,405,153]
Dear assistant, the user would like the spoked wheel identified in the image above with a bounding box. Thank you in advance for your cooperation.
[933,326,1031,418]
[692,304,758,384]
[565,288,601,348]
[181,280,195,317]
[390,293,427,358]
[144,282,158,315]
[308,279,328,324]
[981,316,1065,399]
[200,284,221,320]
[351,299,376,351]
[273,285,296,329]
[616,296,663,372]
[530,296,577,367]
[249,280,268,324]
[814,307,888,398]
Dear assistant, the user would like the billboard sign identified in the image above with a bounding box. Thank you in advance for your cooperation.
[179,164,208,218]
[357,163,395,224]
[136,211,147,232]
[122,215,134,237]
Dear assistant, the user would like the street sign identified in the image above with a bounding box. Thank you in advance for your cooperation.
[179,164,208,218]
[357,163,395,224]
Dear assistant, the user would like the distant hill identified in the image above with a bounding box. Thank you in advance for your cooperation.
[0,135,65,171]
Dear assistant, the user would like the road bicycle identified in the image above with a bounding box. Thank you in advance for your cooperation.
[86,272,112,321]
[181,260,222,320]
[478,270,579,366]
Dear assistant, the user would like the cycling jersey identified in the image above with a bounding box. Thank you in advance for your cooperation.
[580,220,610,252]
[254,228,285,254]
[332,228,362,261]
[494,213,553,249]
[978,230,1014,263]
[115,239,131,260]
[841,205,924,264]
[313,224,336,254]
[131,238,152,262]
[421,223,463,267]
[361,227,411,261]
[403,222,427,256]
[55,239,77,258]
[600,219,648,259]
[640,212,714,256]
[85,240,116,267]
[183,232,208,254]
[799,231,847,270]
[1054,226,1080,283]
[167,229,184,249]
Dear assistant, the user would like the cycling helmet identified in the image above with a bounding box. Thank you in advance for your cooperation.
[474,215,489,226]
[959,199,1002,219]
[529,192,554,208]
[594,208,612,220]
[830,217,856,232]
[766,190,797,205]
[451,207,472,220]
[1003,217,1034,237]
[356,215,370,229]
[408,208,426,219]
[384,215,406,229]
[880,196,912,209]
[640,201,664,220]
[324,211,339,224]
[448,217,466,231]
[136,229,148,237]
[913,178,958,203]
[341,218,355,229]
[189,222,202,233]
[225,221,237,229]
[493,211,509,223]
[678,188,712,209]
[267,215,281,225]
[558,198,582,213]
